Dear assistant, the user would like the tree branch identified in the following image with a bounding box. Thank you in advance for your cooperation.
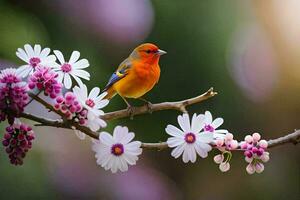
[23,88,217,139]
[21,89,300,151]
[140,130,300,150]
[101,87,217,121]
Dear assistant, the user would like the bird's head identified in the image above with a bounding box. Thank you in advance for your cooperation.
[130,43,166,64]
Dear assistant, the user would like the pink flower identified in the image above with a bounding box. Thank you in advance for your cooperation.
[241,133,270,174]
[213,133,238,172]
[54,92,93,140]
[2,120,35,166]
[0,68,28,124]
[28,66,62,99]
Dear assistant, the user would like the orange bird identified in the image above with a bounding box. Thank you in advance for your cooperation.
[103,43,166,111]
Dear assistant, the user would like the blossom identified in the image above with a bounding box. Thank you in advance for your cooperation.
[200,111,228,139]
[92,126,142,173]
[73,84,109,131]
[213,133,238,172]
[16,44,56,77]
[52,50,90,89]
[28,66,62,99]
[0,68,28,124]
[2,119,35,165]
[54,92,87,139]
[166,113,214,163]
[240,133,270,174]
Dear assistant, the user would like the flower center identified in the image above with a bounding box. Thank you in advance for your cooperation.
[61,63,72,73]
[185,132,196,144]
[85,99,95,108]
[29,57,41,68]
[111,143,124,156]
[204,124,215,132]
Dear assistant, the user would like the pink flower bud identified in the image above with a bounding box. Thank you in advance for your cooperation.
[229,140,238,149]
[225,133,233,141]
[246,164,255,174]
[54,104,60,110]
[219,162,230,172]
[255,163,264,173]
[252,147,258,154]
[244,150,253,158]
[260,152,270,162]
[65,92,74,101]
[4,133,11,140]
[215,139,224,147]
[213,154,224,164]
[240,141,248,149]
[258,140,268,149]
[245,156,253,163]
[252,132,261,142]
[56,96,64,104]
[245,135,253,143]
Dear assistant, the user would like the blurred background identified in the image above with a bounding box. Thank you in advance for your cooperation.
[0,0,299,199]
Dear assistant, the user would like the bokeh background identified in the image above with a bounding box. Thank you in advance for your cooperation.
[0,0,299,199]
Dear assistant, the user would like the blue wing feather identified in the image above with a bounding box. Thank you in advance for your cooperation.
[103,59,131,92]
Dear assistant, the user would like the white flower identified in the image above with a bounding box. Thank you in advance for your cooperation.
[166,113,214,163]
[52,50,90,89]
[92,126,142,173]
[200,111,228,139]
[16,44,56,77]
[73,84,109,131]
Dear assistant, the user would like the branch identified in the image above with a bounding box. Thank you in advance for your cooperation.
[21,90,300,151]
[101,87,217,121]
[141,130,300,150]
[23,88,217,139]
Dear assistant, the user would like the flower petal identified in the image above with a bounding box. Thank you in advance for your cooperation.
[53,50,65,64]
[89,87,100,99]
[165,125,184,137]
[167,137,184,147]
[191,114,205,133]
[197,132,214,143]
[99,132,114,146]
[178,113,191,132]
[34,44,41,55]
[40,47,50,58]
[24,44,34,57]
[63,73,72,89]
[16,48,29,62]
[212,118,224,129]
[73,59,89,69]
[171,143,186,158]
[69,51,80,64]
[204,111,213,124]
[71,69,90,80]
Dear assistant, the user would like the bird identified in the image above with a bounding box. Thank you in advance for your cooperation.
[103,43,166,115]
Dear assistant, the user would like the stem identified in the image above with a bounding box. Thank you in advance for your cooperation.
[19,89,300,150]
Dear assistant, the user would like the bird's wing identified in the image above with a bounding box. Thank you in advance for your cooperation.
[103,58,132,92]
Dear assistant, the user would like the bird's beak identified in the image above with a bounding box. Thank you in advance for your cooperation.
[157,49,167,55]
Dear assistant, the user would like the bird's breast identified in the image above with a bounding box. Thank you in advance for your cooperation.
[113,63,160,98]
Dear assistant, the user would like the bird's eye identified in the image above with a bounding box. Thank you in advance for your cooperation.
[146,50,152,54]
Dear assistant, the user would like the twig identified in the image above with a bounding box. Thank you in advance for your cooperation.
[21,89,300,151]
[101,87,217,121]
[23,88,217,139]
[140,130,300,150]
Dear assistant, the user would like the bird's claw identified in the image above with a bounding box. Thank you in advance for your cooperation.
[127,106,135,119]
[145,102,153,114]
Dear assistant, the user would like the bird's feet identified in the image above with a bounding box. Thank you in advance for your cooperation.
[145,101,153,114]
[127,105,135,120]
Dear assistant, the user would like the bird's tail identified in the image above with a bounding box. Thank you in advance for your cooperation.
[103,87,117,100]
